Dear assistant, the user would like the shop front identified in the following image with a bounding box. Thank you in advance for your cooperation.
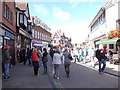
[17,28,32,49]
[0,27,16,65]
[95,37,120,53]
[32,40,43,47]
[0,29,4,64]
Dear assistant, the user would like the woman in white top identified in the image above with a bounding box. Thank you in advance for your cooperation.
[52,50,62,80]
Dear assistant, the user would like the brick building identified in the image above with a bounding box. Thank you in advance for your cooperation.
[31,16,51,48]
[0,0,16,65]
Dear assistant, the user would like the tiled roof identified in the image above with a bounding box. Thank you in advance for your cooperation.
[16,2,27,11]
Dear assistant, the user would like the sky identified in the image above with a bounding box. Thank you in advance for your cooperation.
[15,0,108,43]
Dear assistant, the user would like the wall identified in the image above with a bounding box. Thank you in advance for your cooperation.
[106,3,118,32]
[118,1,120,19]
[2,2,16,32]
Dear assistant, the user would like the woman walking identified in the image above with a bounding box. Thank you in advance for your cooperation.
[63,48,73,77]
[31,48,39,76]
[52,50,62,80]
[42,48,48,74]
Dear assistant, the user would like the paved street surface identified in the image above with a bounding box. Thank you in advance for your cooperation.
[2,54,119,89]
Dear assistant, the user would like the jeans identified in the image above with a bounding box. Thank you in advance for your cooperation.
[74,55,79,62]
[43,62,47,69]
[54,64,60,78]
[3,62,10,78]
[39,57,43,66]
[64,64,70,76]
[98,59,106,72]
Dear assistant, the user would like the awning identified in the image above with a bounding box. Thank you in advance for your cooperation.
[48,43,53,47]
[33,44,44,47]
[96,37,120,45]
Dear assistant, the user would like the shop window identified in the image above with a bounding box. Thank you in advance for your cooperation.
[109,44,114,49]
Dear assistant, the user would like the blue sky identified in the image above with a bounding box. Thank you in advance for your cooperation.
[15,0,108,43]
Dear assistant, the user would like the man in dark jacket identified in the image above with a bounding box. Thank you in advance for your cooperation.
[96,45,106,74]
[2,46,11,79]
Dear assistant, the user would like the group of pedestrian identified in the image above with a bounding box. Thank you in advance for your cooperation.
[72,44,108,74]
[2,43,109,81]
[30,47,48,75]
[51,48,73,80]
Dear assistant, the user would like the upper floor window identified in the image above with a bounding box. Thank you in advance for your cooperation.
[24,15,27,27]
[91,12,105,31]
[116,19,120,30]
[3,2,12,23]
[19,13,28,28]
[32,29,34,38]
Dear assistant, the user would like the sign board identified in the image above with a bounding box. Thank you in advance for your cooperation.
[5,31,14,39]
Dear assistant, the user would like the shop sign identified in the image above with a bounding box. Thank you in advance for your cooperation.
[32,40,42,44]
[5,31,14,39]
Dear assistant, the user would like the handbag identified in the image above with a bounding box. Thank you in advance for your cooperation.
[42,56,48,63]
[68,53,73,60]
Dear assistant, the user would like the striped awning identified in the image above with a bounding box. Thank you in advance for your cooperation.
[96,37,120,45]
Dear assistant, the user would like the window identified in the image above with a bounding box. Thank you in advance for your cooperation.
[20,14,23,24]
[24,15,27,27]
[34,31,37,38]
[116,19,120,30]
[109,44,114,49]
[39,32,40,39]
[32,30,34,38]
[38,32,39,39]
[10,11,12,23]
[39,33,41,39]
[3,3,12,23]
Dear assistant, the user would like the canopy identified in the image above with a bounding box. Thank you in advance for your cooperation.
[48,43,53,47]
[33,44,44,47]
[96,37,120,45]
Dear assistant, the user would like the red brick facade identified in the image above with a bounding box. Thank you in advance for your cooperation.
[2,2,16,32]
[33,26,51,42]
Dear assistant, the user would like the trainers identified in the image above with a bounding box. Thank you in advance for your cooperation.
[99,72,103,74]
[56,77,59,80]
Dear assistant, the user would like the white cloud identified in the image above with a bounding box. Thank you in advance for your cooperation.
[51,21,90,43]
[33,4,48,16]
[69,0,79,8]
[53,7,71,21]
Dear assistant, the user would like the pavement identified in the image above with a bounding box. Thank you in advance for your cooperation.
[75,59,120,77]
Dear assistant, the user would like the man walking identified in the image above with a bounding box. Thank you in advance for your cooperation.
[96,45,107,74]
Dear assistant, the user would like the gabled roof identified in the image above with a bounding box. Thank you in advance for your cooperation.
[16,2,27,11]
[57,30,64,36]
